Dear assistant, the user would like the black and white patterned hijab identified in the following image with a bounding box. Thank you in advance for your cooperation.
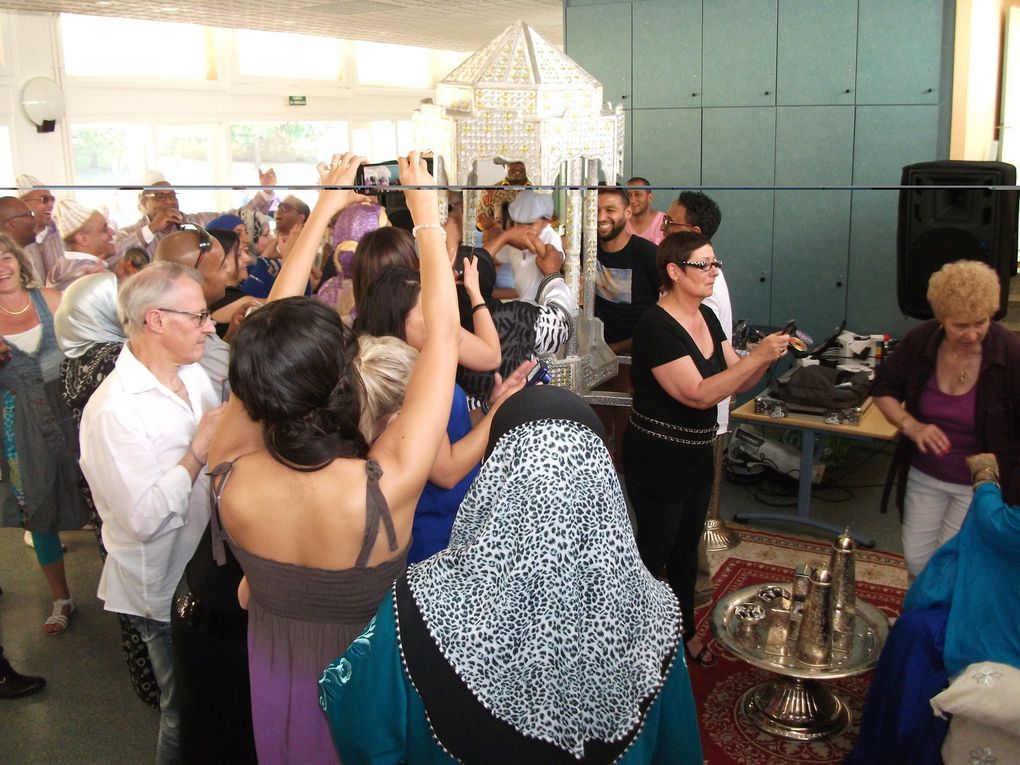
[405,387,682,759]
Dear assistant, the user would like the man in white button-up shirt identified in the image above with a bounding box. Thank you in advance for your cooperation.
[80,261,225,765]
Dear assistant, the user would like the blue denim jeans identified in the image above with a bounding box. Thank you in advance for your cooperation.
[126,615,179,765]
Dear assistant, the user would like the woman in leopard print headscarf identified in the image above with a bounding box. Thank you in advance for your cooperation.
[321,385,703,764]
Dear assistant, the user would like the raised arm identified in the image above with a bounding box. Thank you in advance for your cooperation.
[267,154,363,302]
[370,153,461,511]
[457,252,501,371]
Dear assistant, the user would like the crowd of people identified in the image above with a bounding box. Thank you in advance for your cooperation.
[0,152,1017,765]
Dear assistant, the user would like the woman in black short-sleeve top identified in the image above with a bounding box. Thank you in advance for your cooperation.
[622,232,789,666]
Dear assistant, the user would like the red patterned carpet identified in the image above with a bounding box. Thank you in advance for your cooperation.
[688,530,907,765]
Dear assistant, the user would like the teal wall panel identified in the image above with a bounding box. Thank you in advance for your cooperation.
[565,3,632,104]
[777,0,857,105]
[702,0,778,107]
[632,0,702,108]
[775,106,854,185]
[702,107,776,185]
[856,0,942,104]
[631,108,701,189]
[771,191,851,333]
[772,107,854,333]
[563,0,950,335]
[711,189,775,325]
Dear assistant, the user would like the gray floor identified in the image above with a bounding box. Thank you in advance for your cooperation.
[0,436,903,765]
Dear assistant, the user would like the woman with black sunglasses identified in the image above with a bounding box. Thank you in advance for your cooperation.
[622,231,789,667]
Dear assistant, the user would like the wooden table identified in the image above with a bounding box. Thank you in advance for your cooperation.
[729,397,898,546]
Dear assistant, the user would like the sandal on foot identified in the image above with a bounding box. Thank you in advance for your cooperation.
[686,642,717,668]
[43,598,75,636]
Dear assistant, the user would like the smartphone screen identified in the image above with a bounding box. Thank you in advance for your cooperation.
[357,161,400,190]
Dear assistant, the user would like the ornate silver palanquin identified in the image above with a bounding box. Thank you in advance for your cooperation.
[413,20,625,393]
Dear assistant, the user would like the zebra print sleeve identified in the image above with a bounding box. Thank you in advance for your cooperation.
[534,274,573,355]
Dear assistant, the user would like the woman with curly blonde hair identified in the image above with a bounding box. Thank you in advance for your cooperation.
[873,260,1020,578]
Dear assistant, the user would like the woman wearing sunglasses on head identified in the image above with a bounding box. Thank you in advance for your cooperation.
[622,231,789,668]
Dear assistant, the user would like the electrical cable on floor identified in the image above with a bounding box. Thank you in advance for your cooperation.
[731,439,896,508]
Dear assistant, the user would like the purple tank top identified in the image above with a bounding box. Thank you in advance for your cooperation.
[912,373,979,485]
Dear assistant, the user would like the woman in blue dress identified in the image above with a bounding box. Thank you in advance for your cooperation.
[354,263,527,563]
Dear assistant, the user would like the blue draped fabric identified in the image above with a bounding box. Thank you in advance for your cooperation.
[407,385,478,565]
[847,482,1020,764]
[904,482,1020,676]
[845,607,949,765]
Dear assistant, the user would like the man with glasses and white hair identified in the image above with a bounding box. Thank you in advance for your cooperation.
[114,167,278,264]
[79,261,226,765]
[16,174,63,283]
[155,226,258,387]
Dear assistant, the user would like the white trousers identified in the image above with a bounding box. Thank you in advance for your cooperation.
[902,466,972,579]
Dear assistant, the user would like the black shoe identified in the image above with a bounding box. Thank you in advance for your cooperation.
[0,669,46,699]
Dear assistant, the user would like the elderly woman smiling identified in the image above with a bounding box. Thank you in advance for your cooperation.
[873,260,1020,579]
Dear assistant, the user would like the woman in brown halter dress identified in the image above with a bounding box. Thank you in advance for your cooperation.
[206,153,483,765]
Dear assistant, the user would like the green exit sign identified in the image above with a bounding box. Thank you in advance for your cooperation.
[288,96,307,106]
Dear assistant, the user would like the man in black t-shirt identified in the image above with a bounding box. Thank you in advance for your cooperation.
[591,187,661,467]
[594,187,660,353]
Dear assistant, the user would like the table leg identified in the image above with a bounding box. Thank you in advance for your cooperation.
[796,429,815,519]
[732,427,876,547]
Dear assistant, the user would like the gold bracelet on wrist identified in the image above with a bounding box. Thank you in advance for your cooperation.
[972,467,1000,486]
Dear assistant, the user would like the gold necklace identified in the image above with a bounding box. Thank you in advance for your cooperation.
[952,351,976,385]
[0,295,31,316]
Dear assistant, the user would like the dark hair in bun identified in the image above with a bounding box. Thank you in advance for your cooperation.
[229,297,368,470]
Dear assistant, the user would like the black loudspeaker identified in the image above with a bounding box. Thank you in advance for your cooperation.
[897,160,1018,320]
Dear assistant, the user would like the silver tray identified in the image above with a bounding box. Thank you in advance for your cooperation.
[711,583,889,681]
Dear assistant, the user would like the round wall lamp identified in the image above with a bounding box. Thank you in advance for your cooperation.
[21,77,65,133]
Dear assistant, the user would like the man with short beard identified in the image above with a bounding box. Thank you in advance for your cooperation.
[593,186,659,353]
[591,186,660,468]
[17,175,62,283]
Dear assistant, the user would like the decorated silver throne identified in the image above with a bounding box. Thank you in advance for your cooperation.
[413,20,625,394]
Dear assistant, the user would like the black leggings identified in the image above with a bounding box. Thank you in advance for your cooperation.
[624,434,713,643]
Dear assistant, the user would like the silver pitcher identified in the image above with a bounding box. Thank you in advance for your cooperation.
[828,528,856,635]
[795,567,833,666]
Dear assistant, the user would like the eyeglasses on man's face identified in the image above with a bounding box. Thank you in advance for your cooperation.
[157,307,212,326]
[24,194,55,205]
[679,259,723,271]
[0,210,35,227]
[141,190,178,202]
[276,202,298,213]
[661,215,698,231]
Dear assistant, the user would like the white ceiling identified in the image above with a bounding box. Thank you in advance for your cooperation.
[1,1,564,51]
